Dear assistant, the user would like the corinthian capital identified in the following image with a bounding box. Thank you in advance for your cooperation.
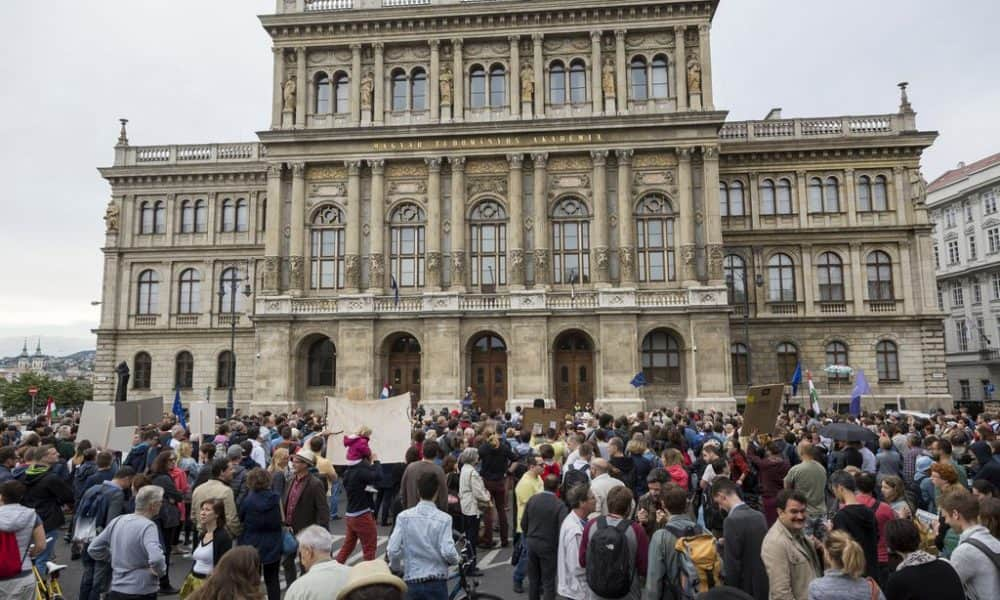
[369,159,385,173]
[345,160,362,176]
[449,156,466,171]
[532,153,548,169]
[507,154,524,169]
[425,157,442,171]
[291,162,306,177]
[616,149,634,165]
[590,150,608,167]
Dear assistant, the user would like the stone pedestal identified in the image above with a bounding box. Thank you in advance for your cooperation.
[604,98,617,115]
[521,101,532,119]
[441,105,452,122]
[689,94,703,111]
[281,109,294,128]
[361,111,372,126]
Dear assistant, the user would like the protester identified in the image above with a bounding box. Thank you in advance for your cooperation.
[783,442,827,536]
[588,458,625,516]
[282,450,329,584]
[808,530,885,600]
[77,466,135,600]
[748,439,790,527]
[829,470,880,582]
[646,482,704,600]
[513,454,545,593]
[18,443,74,576]
[335,449,380,564]
[458,447,492,574]
[87,485,167,600]
[522,474,569,600]
[938,489,1000,600]
[185,545,265,600]
[285,525,351,600]
[712,477,769,600]
[179,498,232,599]
[400,441,448,512]
[0,481,45,600]
[580,485,648,600]
[336,559,407,600]
[149,450,183,594]
[882,518,965,600]
[238,467,284,600]
[761,490,822,600]
[479,431,518,548]
[557,483,597,600]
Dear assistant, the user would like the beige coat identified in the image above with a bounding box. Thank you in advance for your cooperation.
[191,478,241,537]
[760,520,821,600]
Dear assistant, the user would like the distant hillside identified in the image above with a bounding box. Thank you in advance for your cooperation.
[0,349,96,366]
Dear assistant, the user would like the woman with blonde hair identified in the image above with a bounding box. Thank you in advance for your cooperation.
[879,475,912,518]
[808,530,885,600]
[269,447,290,497]
[660,447,689,489]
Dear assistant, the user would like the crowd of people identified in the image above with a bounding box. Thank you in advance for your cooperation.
[0,402,998,600]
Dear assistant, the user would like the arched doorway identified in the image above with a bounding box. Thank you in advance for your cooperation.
[553,330,594,410]
[387,335,421,407]
[469,333,507,413]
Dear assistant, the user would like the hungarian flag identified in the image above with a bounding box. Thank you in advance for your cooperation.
[806,371,820,415]
[44,396,55,418]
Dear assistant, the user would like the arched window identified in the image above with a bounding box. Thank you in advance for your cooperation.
[825,341,849,382]
[866,250,894,300]
[391,69,407,111]
[876,341,899,381]
[824,177,841,212]
[216,351,234,389]
[641,330,681,384]
[489,64,506,107]
[731,343,749,386]
[776,342,799,382]
[175,351,194,390]
[153,201,165,233]
[235,199,249,232]
[720,181,745,217]
[724,254,747,304]
[178,268,201,314]
[776,178,793,214]
[411,68,427,111]
[759,179,776,215]
[315,72,331,114]
[569,60,586,104]
[180,200,195,233]
[333,73,350,114]
[141,201,154,234]
[194,200,208,232]
[307,338,336,387]
[311,205,345,289]
[552,198,591,284]
[873,175,888,211]
[219,267,244,313]
[816,252,844,301]
[808,177,823,213]
[549,61,566,105]
[137,270,159,315]
[221,199,235,232]
[651,55,668,98]
[768,253,796,302]
[134,352,152,390]
[469,65,486,108]
[635,194,676,282]
[390,204,426,288]
[630,57,648,101]
[856,175,873,212]
[469,200,507,287]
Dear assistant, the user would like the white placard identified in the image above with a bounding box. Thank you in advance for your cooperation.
[325,393,411,465]
[78,402,114,449]
[189,402,216,439]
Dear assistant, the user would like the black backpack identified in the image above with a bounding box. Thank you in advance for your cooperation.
[586,517,634,598]
[562,463,590,501]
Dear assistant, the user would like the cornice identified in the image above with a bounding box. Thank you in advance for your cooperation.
[100,167,268,187]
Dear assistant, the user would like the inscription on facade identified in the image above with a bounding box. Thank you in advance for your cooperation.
[372,133,605,152]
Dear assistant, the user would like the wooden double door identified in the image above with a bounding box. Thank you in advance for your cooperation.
[470,333,507,413]
[387,335,421,408]
[554,331,594,410]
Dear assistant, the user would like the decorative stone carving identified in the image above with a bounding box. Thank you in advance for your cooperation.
[369,253,384,285]
[619,246,635,281]
[909,169,928,203]
[360,72,374,110]
[103,201,119,233]
[282,77,296,113]
[509,249,524,286]
[602,59,616,99]
[465,159,507,175]
[687,59,702,93]
[681,245,696,266]
[547,156,590,172]
[439,68,453,106]
[467,177,507,198]
[521,63,534,103]
[306,165,347,181]
[451,252,465,282]
[633,153,677,168]
[427,252,442,275]
[263,256,280,291]
[524,216,534,231]
[595,247,610,280]
[533,249,549,285]
[387,163,428,178]
[288,256,304,289]
[708,244,725,280]
[345,254,361,289]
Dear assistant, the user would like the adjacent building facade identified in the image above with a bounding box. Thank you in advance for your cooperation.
[928,152,1000,404]
[94,0,949,413]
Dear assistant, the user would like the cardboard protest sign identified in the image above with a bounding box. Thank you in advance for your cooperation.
[78,402,114,448]
[742,383,785,435]
[522,407,571,435]
[107,426,137,453]
[325,393,411,465]
[114,396,163,427]
[189,402,216,439]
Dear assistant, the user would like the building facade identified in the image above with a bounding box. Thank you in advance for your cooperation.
[94,0,949,413]
[928,152,1000,404]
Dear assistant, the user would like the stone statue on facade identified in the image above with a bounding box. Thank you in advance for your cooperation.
[520,64,534,103]
[282,76,297,112]
[345,255,361,289]
[289,256,304,289]
[369,254,385,285]
[910,168,928,202]
[114,361,130,403]
[602,59,616,99]
[427,252,441,275]
[263,256,280,292]
[103,201,119,233]
[360,72,374,110]
[439,68,453,105]
[686,59,702,93]
[452,251,465,280]
[619,247,634,281]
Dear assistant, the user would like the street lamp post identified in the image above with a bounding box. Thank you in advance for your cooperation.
[218,262,253,418]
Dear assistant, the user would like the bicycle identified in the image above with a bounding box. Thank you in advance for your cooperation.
[447,533,503,600]
[33,560,66,600]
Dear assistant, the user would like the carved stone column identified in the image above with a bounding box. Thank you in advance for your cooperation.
[677,148,697,284]
[369,160,386,294]
[271,48,285,128]
[702,146,723,284]
[509,36,520,118]
[698,24,714,110]
[795,170,809,229]
[373,42,385,124]
[849,242,865,315]
[674,27,687,111]
[893,166,908,223]
[288,162,306,294]
[801,244,815,316]
[344,160,362,292]
[450,156,466,291]
[429,40,440,122]
[532,153,549,287]
[452,39,464,122]
[616,150,635,285]
[844,168,858,227]
[508,154,525,288]
[615,30,627,113]
[295,47,307,128]
[263,164,284,293]
[350,44,362,125]
[532,34,544,118]
[590,31,603,114]
[426,158,443,290]
[591,150,610,286]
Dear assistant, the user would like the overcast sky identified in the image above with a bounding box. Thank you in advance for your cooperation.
[1,0,997,356]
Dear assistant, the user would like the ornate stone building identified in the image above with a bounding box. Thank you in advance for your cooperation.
[94,0,948,413]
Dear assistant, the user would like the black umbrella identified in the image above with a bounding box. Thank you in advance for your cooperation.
[820,422,877,444]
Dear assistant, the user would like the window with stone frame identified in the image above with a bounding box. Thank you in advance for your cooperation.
[411,68,427,111]
[876,340,899,381]
[973,280,983,305]
[635,194,676,282]
[216,350,234,389]
[630,56,647,101]
[333,72,350,114]
[569,59,587,104]
[180,200,195,233]
[469,64,487,108]
[390,203,426,288]
[549,61,567,105]
[720,181,746,217]
[137,269,159,315]
[947,240,960,264]
[992,272,1000,299]
[731,343,749,386]
[650,55,669,98]
[759,178,794,215]
[551,198,591,284]
[957,319,970,352]
[133,352,152,390]
[933,244,940,269]
[315,72,331,114]
[767,253,796,302]
[985,192,998,215]
[808,177,841,213]
[989,228,1000,254]
[865,251,894,301]
[856,175,889,212]
[825,341,850,383]
[776,342,799,382]
[816,252,845,302]
[977,316,986,348]
[235,199,249,232]
[175,351,194,390]
[945,206,957,228]
[391,68,408,111]
[140,200,166,234]
[965,202,974,222]
[641,330,681,384]
[969,235,978,261]
[310,205,345,290]
[937,285,944,311]
[177,268,200,314]
[724,254,747,304]
[489,64,506,108]
[469,200,507,287]
[219,267,245,313]
[952,281,964,307]
[221,198,236,232]
[959,379,971,401]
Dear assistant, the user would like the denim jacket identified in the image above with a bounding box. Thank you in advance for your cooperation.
[387,500,460,582]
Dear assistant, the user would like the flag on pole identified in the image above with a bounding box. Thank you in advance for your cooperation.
[850,369,871,416]
[390,275,400,307]
[380,383,390,399]
[44,396,55,418]
[172,387,187,428]
[807,370,821,414]
[790,363,803,396]
[630,372,648,388]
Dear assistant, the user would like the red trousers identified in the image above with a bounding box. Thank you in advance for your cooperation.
[335,512,378,563]
[482,478,509,545]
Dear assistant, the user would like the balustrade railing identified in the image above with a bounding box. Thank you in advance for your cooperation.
[117,143,265,167]
[720,113,902,143]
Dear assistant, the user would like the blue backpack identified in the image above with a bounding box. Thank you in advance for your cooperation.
[72,485,112,544]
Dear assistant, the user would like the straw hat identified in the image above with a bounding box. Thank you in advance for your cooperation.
[335,560,406,600]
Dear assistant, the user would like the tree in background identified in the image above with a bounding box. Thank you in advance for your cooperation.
[0,372,92,415]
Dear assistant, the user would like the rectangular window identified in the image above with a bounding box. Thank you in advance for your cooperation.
[966,203,974,222]
[934,245,940,269]
[974,281,983,305]
[970,236,978,261]
[993,272,1000,299]
[977,317,986,348]
[960,379,971,401]
[946,207,957,228]
[989,228,1000,254]
[952,282,964,307]
[948,240,960,265]
[937,285,944,311]
[958,320,969,351]
[985,192,998,215]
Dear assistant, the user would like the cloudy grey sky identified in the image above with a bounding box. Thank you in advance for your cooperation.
[1,0,997,356]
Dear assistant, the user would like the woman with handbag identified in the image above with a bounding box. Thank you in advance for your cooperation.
[179,498,233,599]
[239,468,283,600]
[150,450,184,595]
[458,447,492,576]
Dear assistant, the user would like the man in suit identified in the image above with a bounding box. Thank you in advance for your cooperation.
[712,477,769,600]
[521,474,569,600]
